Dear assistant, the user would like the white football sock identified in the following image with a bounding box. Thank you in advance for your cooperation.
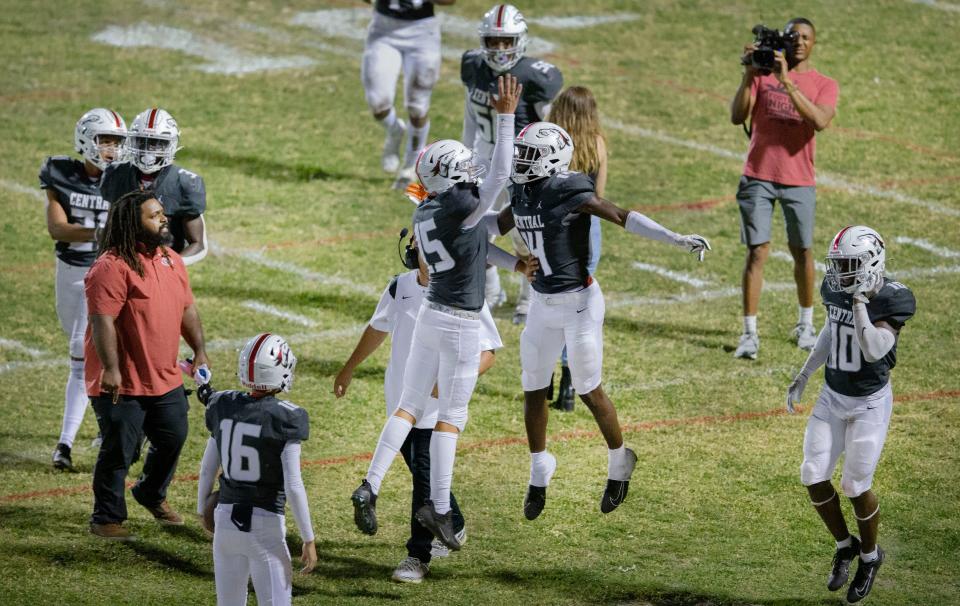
[403,120,430,169]
[59,359,88,448]
[743,315,758,335]
[529,450,557,487]
[366,414,413,495]
[836,535,853,549]
[860,547,879,563]
[429,430,459,515]
[799,306,814,326]
[607,445,633,481]
[378,107,397,130]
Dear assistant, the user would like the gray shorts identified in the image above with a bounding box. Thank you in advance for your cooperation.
[736,176,816,249]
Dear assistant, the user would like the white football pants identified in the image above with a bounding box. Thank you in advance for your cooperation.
[361,12,440,118]
[213,504,292,606]
[55,259,90,447]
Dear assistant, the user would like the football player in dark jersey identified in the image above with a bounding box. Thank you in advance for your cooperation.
[350,75,521,552]
[197,333,316,606]
[41,108,126,471]
[100,107,208,265]
[492,122,710,520]
[361,0,456,189]
[462,3,563,316]
[787,226,916,604]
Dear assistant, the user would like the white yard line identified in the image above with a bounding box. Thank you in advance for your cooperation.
[241,301,317,327]
[224,247,380,296]
[631,262,713,288]
[908,0,960,12]
[895,236,960,259]
[92,23,316,75]
[769,250,827,273]
[529,14,640,28]
[0,179,44,201]
[0,338,47,358]
[604,119,960,217]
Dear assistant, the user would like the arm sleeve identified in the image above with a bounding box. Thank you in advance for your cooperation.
[368,280,398,332]
[480,211,504,237]
[486,243,519,271]
[466,113,515,228]
[798,322,832,377]
[624,211,684,247]
[282,442,315,542]
[461,89,478,149]
[852,300,896,363]
[196,437,220,514]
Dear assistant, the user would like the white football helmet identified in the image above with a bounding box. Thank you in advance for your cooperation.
[478,4,528,72]
[75,108,127,170]
[415,139,485,195]
[825,225,886,294]
[238,333,297,393]
[512,122,574,184]
[125,108,181,174]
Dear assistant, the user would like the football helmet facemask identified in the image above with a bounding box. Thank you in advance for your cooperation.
[511,122,574,184]
[238,333,297,393]
[416,139,485,195]
[125,108,181,174]
[75,108,127,170]
[478,4,528,73]
[825,225,886,294]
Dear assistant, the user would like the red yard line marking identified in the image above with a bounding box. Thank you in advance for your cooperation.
[2,389,956,505]
[634,195,735,213]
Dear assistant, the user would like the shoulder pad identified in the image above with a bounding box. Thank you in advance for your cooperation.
[461,49,484,83]
[388,275,400,299]
[39,156,79,185]
[269,399,310,442]
[875,281,916,327]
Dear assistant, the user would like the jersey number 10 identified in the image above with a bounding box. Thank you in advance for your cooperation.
[219,419,262,482]
[826,322,862,373]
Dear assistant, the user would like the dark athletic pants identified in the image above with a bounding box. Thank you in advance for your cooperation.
[90,386,189,524]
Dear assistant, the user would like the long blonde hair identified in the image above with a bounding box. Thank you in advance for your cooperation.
[547,86,605,176]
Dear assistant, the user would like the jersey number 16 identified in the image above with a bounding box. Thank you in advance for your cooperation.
[219,419,262,482]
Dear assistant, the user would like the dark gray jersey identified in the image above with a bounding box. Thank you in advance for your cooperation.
[204,390,310,514]
[821,277,916,397]
[511,172,596,294]
[39,157,109,267]
[461,51,563,144]
[100,162,206,253]
[374,0,433,20]
[413,183,488,311]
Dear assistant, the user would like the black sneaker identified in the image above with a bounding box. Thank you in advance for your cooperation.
[415,500,461,551]
[523,485,547,520]
[52,443,75,472]
[827,535,861,591]
[847,547,884,603]
[600,448,637,513]
[550,366,575,412]
[351,480,378,535]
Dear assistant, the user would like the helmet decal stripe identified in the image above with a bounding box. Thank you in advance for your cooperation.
[247,333,272,385]
[496,4,505,28]
[147,108,158,129]
[109,110,121,128]
[832,226,852,251]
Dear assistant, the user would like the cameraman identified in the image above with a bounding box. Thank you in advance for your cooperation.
[730,17,838,360]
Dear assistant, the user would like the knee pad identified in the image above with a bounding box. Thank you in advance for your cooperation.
[69,336,85,360]
[438,406,468,432]
[397,392,429,423]
[840,475,872,498]
[800,459,828,487]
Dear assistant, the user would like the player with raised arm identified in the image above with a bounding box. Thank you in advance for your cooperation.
[462,3,563,316]
[42,108,126,471]
[492,122,710,520]
[197,333,316,606]
[786,226,916,604]
[100,108,208,265]
[350,75,521,551]
[360,0,456,190]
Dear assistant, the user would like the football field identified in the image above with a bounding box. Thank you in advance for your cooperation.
[1,0,959,604]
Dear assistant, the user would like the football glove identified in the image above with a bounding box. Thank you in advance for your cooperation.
[677,234,711,262]
[786,371,810,414]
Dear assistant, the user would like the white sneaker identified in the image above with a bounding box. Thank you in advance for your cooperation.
[392,556,429,583]
[391,166,416,191]
[382,119,407,173]
[430,527,467,558]
[734,332,759,360]
[792,322,817,351]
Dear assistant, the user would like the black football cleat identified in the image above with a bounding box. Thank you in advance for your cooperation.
[52,443,75,472]
[846,547,884,603]
[415,500,461,551]
[523,485,547,521]
[827,535,861,591]
[600,448,637,513]
[351,480,378,535]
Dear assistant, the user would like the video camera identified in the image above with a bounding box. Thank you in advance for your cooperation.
[745,24,799,73]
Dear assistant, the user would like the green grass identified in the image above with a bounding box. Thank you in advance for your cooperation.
[1,0,959,604]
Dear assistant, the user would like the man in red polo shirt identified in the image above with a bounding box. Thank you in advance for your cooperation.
[85,189,209,540]
[730,17,838,360]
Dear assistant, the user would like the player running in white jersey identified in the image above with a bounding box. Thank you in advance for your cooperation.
[42,108,126,471]
[787,226,916,604]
